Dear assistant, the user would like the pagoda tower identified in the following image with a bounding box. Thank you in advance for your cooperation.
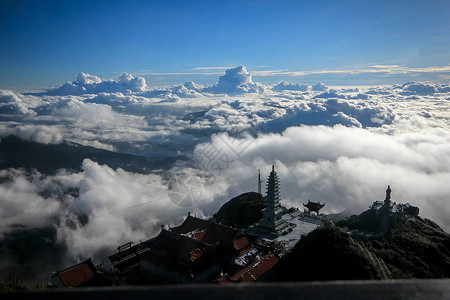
[258,165,287,233]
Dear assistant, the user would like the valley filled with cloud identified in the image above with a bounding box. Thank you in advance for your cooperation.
[1,66,450,283]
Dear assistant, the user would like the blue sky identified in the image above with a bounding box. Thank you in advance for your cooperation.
[1,0,449,88]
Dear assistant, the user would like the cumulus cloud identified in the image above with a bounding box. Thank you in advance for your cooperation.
[48,73,148,95]
[208,65,266,94]
[0,90,36,115]
[314,89,347,99]
[258,98,394,132]
[400,81,450,95]
[272,81,310,92]
[312,82,328,91]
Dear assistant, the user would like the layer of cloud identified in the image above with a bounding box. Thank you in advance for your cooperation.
[194,124,450,232]
[252,64,450,77]
[400,82,450,95]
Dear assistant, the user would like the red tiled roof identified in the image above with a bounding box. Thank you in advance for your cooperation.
[56,259,96,287]
[171,216,256,253]
[147,229,216,265]
[217,254,280,284]
[233,236,250,252]
[191,230,207,241]
[240,254,279,282]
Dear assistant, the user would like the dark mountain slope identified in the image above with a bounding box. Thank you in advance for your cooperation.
[356,215,450,278]
[273,223,389,281]
[0,135,180,174]
[212,192,265,229]
[273,207,450,281]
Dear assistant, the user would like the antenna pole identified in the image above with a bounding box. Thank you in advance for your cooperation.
[258,169,262,195]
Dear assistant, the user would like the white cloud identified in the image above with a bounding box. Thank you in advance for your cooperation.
[194,124,450,231]
[400,81,450,95]
[55,159,232,260]
[272,81,310,92]
[0,169,82,236]
[0,90,36,116]
[207,65,266,94]
[311,82,328,91]
[48,73,148,95]
[244,64,450,77]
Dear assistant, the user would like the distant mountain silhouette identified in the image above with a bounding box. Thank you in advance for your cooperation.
[0,135,180,174]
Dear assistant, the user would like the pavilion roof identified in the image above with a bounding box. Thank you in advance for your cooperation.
[303,200,325,212]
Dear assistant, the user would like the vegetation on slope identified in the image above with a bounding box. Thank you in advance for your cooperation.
[273,223,388,281]
[360,215,450,278]
[337,209,450,279]
[0,276,29,292]
[212,192,265,229]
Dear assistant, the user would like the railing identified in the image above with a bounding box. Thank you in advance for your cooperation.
[3,279,449,300]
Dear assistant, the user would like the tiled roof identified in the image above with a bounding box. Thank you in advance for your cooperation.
[217,254,280,284]
[201,223,241,249]
[303,200,325,212]
[54,259,97,287]
[233,236,250,252]
[146,229,216,265]
[190,230,207,241]
[170,216,210,234]
[240,254,279,282]
[171,216,255,252]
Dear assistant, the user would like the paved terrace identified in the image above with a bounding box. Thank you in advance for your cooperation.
[273,210,322,250]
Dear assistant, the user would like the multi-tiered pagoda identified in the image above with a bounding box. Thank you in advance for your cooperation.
[257,165,290,236]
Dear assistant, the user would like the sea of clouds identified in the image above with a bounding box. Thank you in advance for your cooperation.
[1,66,450,282]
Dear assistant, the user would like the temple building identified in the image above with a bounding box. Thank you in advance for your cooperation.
[303,200,325,216]
[256,165,291,237]
[98,215,277,285]
[51,258,109,287]
[370,185,419,217]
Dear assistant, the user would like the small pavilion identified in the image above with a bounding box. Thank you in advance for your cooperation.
[303,200,325,216]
